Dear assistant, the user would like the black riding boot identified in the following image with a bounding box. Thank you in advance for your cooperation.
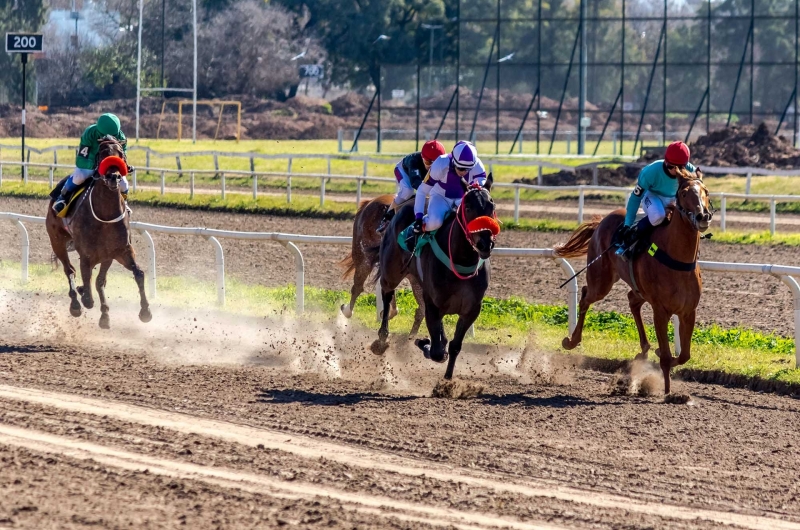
[377,208,395,233]
[618,217,655,261]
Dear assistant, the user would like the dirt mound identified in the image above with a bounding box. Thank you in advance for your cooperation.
[640,123,800,169]
[516,164,640,187]
[330,93,372,117]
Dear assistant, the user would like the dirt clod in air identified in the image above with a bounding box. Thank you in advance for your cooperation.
[431,379,484,399]
[664,393,693,405]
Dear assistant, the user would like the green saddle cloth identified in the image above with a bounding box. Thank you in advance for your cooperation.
[397,225,485,275]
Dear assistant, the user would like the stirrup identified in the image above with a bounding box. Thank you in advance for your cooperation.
[53,198,66,214]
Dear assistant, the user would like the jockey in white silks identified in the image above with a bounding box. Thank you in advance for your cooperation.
[412,141,487,234]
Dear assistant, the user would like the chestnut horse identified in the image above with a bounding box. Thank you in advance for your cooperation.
[46,137,152,329]
[554,169,712,394]
[371,176,499,380]
[339,194,425,335]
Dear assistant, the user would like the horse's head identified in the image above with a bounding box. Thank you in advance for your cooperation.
[676,168,713,233]
[459,173,500,260]
[96,136,127,192]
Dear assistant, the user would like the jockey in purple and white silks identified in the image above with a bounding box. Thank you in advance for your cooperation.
[412,141,487,233]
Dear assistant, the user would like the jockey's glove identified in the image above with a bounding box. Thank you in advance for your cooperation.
[412,218,424,234]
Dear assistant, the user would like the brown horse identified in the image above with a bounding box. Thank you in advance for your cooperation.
[554,170,713,394]
[338,194,425,335]
[46,137,152,329]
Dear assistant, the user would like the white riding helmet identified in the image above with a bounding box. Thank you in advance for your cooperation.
[452,141,478,170]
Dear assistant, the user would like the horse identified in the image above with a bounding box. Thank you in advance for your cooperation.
[371,175,499,380]
[45,137,152,329]
[338,194,425,335]
[554,169,713,394]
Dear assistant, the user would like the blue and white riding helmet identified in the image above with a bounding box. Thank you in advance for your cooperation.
[452,141,478,170]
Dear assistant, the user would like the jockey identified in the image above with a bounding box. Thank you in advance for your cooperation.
[412,141,487,234]
[614,141,697,261]
[53,113,130,214]
[377,139,447,232]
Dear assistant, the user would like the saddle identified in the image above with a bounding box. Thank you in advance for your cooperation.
[50,177,92,219]
[396,211,485,277]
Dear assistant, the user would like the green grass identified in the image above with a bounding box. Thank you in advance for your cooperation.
[3,181,800,246]
[2,260,796,386]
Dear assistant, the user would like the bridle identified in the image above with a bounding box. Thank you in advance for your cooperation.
[89,138,128,224]
[447,183,499,280]
[675,176,715,232]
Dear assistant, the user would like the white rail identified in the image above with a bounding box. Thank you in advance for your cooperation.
[2,212,798,366]
[3,160,800,235]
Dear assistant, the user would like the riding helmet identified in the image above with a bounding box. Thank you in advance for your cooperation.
[97,113,121,137]
[452,141,478,169]
[664,141,690,166]
[421,140,446,162]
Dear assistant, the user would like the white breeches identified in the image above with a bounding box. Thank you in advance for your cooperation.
[642,191,676,226]
[394,179,415,203]
[423,193,459,231]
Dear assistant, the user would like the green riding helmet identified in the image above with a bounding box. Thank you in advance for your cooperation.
[96,113,121,137]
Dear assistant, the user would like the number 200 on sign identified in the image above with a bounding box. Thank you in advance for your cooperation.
[5,34,43,53]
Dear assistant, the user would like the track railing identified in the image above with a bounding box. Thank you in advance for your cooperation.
[3,160,800,235]
[1,212,798,366]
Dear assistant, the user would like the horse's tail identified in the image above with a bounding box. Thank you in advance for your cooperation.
[338,199,380,279]
[554,217,601,258]
[364,243,382,287]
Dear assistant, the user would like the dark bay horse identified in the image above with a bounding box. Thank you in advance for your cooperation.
[372,176,499,380]
[338,194,425,335]
[554,170,713,394]
[46,137,152,329]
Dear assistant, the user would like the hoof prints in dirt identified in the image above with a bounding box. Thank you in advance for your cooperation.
[431,379,485,399]
[608,361,665,397]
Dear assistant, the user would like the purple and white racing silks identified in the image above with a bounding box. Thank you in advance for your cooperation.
[413,151,487,230]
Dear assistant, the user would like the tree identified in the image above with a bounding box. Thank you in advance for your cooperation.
[0,0,48,102]
[276,0,446,90]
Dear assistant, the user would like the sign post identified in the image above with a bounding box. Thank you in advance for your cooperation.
[6,33,43,175]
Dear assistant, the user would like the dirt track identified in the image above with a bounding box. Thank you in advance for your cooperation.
[1,299,800,528]
[1,196,796,336]
[2,195,800,527]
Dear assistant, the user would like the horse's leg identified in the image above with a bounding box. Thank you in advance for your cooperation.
[416,297,446,363]
[79,257,95,310]
[652,306,673,395]
[671,310,695,368]
[628,290,651,360]
[408,277,425,337]
[95,260,113,329]
[341,261,369,319]
[116,248,152,323]
[370,287,395,355]
[52,241,81,317]
[444,310,480,380]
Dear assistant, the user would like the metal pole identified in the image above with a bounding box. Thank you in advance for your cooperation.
[706,0,711,135]
[192,0,198,143]
[632,25,665,155]
[416,60,421,151]
[549,24,581,154]
[136,0,143,141]
[726,21,753,128]
[469,27,498,141]
[578,0,587,154]
[456,0,460,141]
[663,0,667,144]
[429,27,434,92]
[621,0,625,155]
[161,0,166,87]
[750,0,754,125]
[796,0,799,147]
[496,0,501,155]
[536,0,542,154]
[21,54,27,172]
[377,64,382,153]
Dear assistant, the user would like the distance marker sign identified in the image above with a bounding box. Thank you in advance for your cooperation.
[6,33,43,53]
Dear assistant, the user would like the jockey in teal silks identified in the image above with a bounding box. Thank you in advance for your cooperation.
[614,141,697,261]
[53,113,130,214]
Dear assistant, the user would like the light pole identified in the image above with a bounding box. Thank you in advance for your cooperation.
[421,23,442,95]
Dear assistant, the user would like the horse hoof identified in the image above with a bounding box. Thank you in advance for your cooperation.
[561,337,577,350]
[76,286,84,295]
[423,347,448,364]
[369,339,389,355]
[69,300,82,317]
[99,314,110,329]
[415,338,430,351]
[81,296,94,310]
[139,308,152,323]
[340,304,353,319]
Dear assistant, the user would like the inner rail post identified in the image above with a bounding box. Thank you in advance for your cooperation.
[14,219,29,283]
[514,186,520,223]
[778,275,800,367]
[287,158,292,203]
[252,174,258,200]
[160,171,165,195]
[320,177,326,206]
[720,195,727,231]
[280,241,305,314]
[136,229,157,300]
[221,173,226,200]
[770,198,776,235]
[578,186,585,223]
[204,235,225,307]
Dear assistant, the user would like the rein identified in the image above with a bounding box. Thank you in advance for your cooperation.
[88,183,127,224]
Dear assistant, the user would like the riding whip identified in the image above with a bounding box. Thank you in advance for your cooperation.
[558,244,614,289]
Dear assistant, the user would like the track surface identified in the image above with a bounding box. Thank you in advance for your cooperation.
[1,196,796,335]
[2,196,800,527]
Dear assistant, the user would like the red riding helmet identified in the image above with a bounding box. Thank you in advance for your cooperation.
[665,141,690,166]
[421,140,446,163]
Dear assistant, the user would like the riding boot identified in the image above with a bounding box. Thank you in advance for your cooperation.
[53,178,78,214]
[377,208,395,233]
[618,217,655,261]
